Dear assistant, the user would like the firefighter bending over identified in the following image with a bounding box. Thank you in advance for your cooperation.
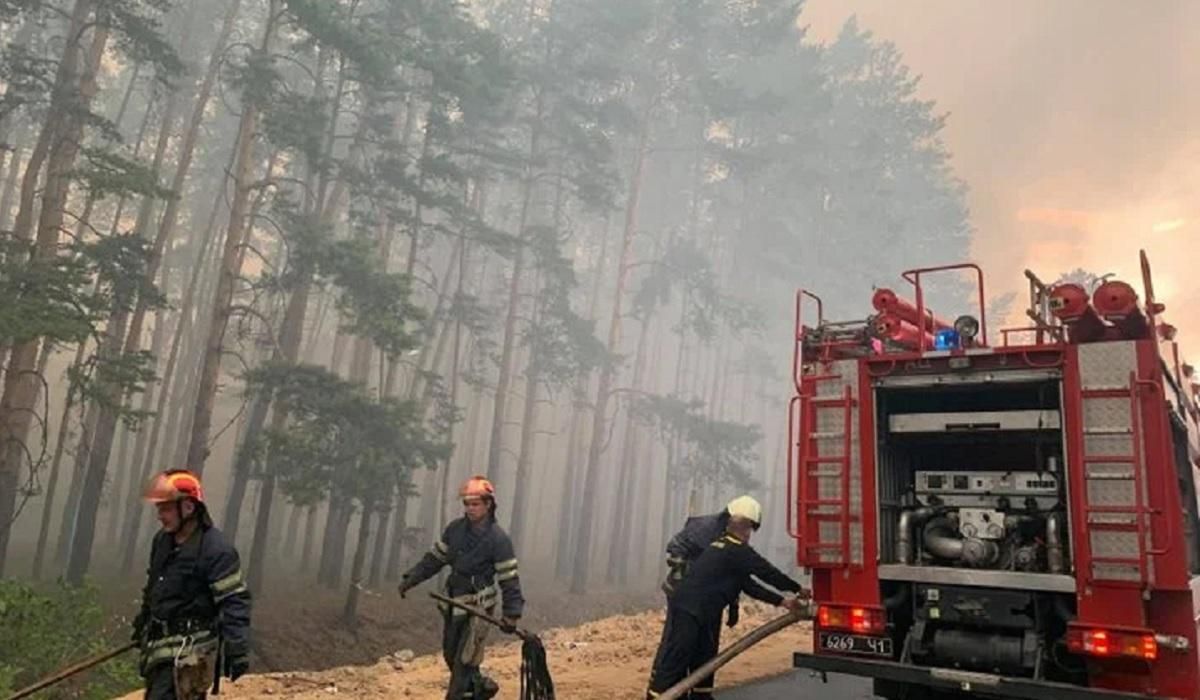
[132,470,252,700]
[662,495,763,625]
[647,500,807,699]
[399,475,524,700]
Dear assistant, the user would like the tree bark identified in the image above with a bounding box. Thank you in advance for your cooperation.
[184,1,278,474]
[342,504,373,626]
[570,111,651,594]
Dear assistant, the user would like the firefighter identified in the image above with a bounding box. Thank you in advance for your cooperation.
[399,475,524,700]
[662,495,763,623]
[132,470,252,700]
[646,503,807,699]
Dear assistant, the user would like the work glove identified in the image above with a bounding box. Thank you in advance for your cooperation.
[223,641,250,681]
[725,602,740,628]
[500,616,519,634]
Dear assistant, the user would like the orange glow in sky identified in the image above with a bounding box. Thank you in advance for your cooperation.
[803,0,1200,360]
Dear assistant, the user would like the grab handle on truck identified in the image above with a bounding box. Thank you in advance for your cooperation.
[788,394,803,541]
[1135,375,1174,557]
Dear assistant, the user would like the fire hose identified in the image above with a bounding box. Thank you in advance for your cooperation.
[5,642,137,700]
[657,605,813,700]
[429,592,555,700]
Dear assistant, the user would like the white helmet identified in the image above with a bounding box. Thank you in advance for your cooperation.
[726,495,762,528]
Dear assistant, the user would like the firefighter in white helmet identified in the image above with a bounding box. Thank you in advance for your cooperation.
[648,497,806,698]
[651,496,765,696]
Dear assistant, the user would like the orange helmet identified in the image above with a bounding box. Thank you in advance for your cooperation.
[143,469,205,505]
[459,475,495,499]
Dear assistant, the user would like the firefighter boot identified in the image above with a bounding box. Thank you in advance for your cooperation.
[477,674,499,699]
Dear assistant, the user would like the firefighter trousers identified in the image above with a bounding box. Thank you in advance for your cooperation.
[647,605,720,699]
[442,610,498,699]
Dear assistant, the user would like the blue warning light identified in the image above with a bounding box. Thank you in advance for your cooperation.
[934,329,961,351]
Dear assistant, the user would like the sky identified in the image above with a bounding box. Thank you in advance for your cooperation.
[802,0,1200,348]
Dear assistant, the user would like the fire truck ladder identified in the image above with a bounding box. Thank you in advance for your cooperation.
[793,378,857,568]
[1078,372,1156,588]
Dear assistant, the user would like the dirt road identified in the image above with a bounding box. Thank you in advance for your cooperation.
[117,603,813,699]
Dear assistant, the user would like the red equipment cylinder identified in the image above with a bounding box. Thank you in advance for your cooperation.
[872,288,952,334]
[1048,283,1108,343]
[872,313,935,350]
[1091,279,1150,340]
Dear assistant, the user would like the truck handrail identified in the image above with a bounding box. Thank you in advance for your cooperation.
[787,394,802,541]
[1135,375,1174,557]
[901,263,988,350]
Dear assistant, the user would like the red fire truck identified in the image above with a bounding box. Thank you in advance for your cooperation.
[789,252,1200,699]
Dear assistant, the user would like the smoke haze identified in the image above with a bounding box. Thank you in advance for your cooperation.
[805,0,1200,347]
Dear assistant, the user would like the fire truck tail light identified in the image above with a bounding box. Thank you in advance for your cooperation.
[1067,629,1157,661]
[817,605,886,634]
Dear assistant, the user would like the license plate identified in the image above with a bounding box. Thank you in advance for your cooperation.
[819,631,893,657]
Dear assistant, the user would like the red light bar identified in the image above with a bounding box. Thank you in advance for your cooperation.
[817,604,886,634]
[1067,628,1157,661]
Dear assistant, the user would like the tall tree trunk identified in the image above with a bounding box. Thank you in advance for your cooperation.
[407,241,463,403]
[632,322,664,580]
[65,48,194,583]
[570,111,650,594]
[300,504,319,573]
[319,497,353,588]
[0,147,22,231]
[0,0,98,577]
[367,490,392,587]
[245,278,312,592]
[219,150,284,540]
[32,339,90,579]
[554,217,610,580]
[282,501,300,560]
[343,503,373,626]
[56,401,99,569]
[56,37,146,573]
[383,489,410,581]
[484,111,543,481]
[509,356,539,552]
[184,1,278,474]
[245,124,364,590]
[607,315,651,584]
[434,229,470,533]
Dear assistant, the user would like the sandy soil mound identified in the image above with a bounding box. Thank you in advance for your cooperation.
[117,603,812,699]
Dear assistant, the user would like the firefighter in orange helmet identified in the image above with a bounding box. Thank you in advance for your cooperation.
[132,470,252,699]
[399,476,524,700]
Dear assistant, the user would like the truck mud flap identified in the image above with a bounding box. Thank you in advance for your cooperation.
[793,653,1158,700]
